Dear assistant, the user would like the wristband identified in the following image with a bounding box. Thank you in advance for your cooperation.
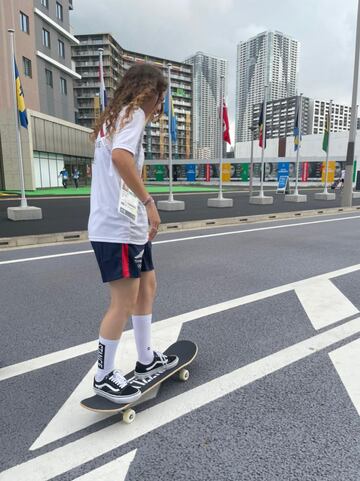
[143,196,154,206]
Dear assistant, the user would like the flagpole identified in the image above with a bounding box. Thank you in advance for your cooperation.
[323,100,332,194]
[259,85,268,198]
[98,48,104,111]
[167,63,174,202]
[157,64,185,211]
[207,74,233,207]
[249,85,273,205]
[294,93,303,196]
[342,0,360,207]
[8,29,27,208]
[218,75,224,200]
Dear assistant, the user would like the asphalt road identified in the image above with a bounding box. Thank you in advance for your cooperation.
[1,213,360,480]
[1,187,360,238]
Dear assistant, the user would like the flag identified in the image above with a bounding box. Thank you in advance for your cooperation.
[14,59,28,128]
[99,57,107,112]
[294,103,300,151]
[258,102,266,148]
[222,100,231,145]
[164,92,177,142]
[322,109,330,153]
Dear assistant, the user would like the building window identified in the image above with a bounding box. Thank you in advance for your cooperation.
[58,39,65,58]
[41,0,49,8]
[60,77,67,95]
[42,28,51,48]
[20,12,30,33]
[45,68,53,87]
[23,57,32,78]
[56,2,63,21]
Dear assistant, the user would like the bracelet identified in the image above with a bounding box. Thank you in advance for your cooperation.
[143,196,154,206]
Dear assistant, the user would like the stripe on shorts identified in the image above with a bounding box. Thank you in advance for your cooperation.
[122,244,130,278]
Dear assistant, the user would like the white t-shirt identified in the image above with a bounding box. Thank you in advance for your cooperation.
[88,107,148,245]
[341,169,346,180]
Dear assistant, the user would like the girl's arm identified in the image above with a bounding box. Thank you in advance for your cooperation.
[112,149,149,202]
[112,148,160,240]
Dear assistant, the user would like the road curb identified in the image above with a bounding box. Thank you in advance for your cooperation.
[1,206,360,249]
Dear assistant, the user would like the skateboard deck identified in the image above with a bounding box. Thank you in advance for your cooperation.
[80,340,197,423]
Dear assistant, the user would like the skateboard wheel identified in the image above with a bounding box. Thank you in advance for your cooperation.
[179,369,189,382]
[123,409,136,424]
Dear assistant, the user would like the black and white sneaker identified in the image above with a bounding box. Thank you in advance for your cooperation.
[134,351,179,379]
[94,369,141,404]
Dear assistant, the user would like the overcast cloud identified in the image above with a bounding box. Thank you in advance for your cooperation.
[71,0,358,136]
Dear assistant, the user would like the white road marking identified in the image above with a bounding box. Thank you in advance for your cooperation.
[30,323,182,450]
[329,338,360,417]
[0,340,97,382]
[2,262,360,383]
[1,215,360,266]
[71,449,137,481]
[295,279,359,330]
[1,317,360,481]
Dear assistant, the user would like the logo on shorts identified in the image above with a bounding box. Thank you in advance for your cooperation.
[134,250,144,270]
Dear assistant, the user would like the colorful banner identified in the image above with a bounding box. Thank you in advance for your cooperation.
[278,162,290,180]
[221,163,231,182]
[186,164,196,182]
[155,165,165,182]
[240,163,249,181]
[321,161,335,183]
[302,162,309,182]
[205,164,211,182]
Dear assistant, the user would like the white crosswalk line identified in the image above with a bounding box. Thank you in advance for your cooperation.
[2,317,360,481]
[30,323,182,450]
[71,450,136,481]
[295,278,359,330]
[2,262,360,383]
[329,337,360,416]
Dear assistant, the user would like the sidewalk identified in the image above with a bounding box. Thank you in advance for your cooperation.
[0,184,233,198]
[1,187,359,243]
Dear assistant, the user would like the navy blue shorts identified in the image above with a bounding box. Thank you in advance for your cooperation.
[91,241,154,283]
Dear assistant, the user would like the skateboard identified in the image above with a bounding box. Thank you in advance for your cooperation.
[80,340,198,424]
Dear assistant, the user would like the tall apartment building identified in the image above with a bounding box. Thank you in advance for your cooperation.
[250,96,356,141]
[185,52,227,160]
[72,34,193,160]
[236,31,299,143]
[311,100,352,135]
[0,0,80,123]
[251,96,312,140]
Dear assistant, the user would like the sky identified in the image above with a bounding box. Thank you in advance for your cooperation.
[71,0,359,139]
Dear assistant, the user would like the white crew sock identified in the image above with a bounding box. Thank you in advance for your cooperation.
[95,336,120,382]
[132,314,154,365]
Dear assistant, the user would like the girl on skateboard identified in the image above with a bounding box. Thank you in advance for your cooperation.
[89,64,178,404]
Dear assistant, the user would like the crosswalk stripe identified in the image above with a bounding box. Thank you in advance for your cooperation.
[71,450,137,481]
[1,317,360,481]
[329,337,360,416]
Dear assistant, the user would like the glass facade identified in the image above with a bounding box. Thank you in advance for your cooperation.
[33,151,92,188]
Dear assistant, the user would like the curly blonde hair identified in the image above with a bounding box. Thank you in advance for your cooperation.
[92,63,168,140]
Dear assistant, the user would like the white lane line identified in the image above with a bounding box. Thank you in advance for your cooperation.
[2,261,360,383]
[1,317,360,481]
[1,215,360,266]
[295,279,359,330]
[30,323,183,450]
[72,449,137,481]
[0,250,92,265]
[0,340,97,382]
[329,338,360,417]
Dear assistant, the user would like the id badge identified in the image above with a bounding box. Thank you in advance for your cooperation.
[118,180,139,221]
